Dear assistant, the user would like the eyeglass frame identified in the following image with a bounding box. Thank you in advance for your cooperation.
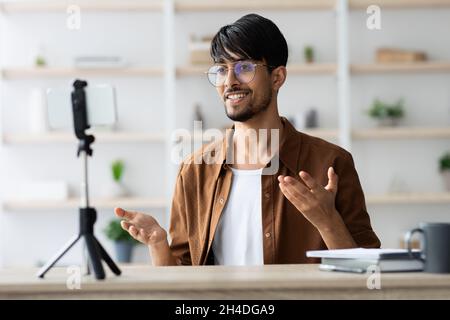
[204,60,276,87]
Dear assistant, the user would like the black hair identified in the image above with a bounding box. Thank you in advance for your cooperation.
[210,13,288,71]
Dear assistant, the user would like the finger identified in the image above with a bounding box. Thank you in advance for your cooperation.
[325,167,339,194]
[298,171,320,191]
[283,176,312,198]
[279,181,308,205]
[115,207,136,221]
[129,225,139,238]
[277,175,284,183]
[120,220,132,231]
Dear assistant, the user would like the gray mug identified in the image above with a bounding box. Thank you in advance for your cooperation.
[404,222,450,273]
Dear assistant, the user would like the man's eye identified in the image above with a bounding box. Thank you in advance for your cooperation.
[216,67,227,74]
[239,63,252,72]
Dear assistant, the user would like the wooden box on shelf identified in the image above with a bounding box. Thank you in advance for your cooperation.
[376,48,427,63]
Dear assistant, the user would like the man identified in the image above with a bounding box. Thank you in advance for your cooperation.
[115,14,380,266]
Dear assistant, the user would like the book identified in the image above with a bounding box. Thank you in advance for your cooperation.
[306,248,424,273]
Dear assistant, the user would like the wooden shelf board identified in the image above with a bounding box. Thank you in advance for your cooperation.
[1,67,164,79]
[353,127,450,139]
[2,197,167,210]
[351,62,450,74]
[2,132,166,144]
[0,1,163,13]
[367,193,450,205]
[175,0,335,12]
[350,0,450,9]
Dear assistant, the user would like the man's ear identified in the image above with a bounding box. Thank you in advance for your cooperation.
[271,66,287,90]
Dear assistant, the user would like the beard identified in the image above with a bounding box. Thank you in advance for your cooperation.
[224,88,273,122]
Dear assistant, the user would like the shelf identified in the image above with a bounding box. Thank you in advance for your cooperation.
[2,197,168,211]
[366,193,450,205]
[349,0,450,9]
[0,1,164,13]
[2,132,166,144]
[353,127,450,139]
[175,0,335,12]
[351,62,450,74]
[1,67,164,79]
[177,63,337,77]
[302,128,339,139]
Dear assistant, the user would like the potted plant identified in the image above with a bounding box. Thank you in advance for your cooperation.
[105,159,128,198]
[304,46,314,63]
[368,98,405,127]
[439,152,450,191]
[104,219,138,263]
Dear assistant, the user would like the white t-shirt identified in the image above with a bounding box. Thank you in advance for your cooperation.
[212,167,264,266]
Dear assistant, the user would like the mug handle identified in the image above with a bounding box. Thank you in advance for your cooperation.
[404,228,426,261]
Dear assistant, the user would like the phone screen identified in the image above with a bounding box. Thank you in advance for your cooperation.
[47,84,117,130]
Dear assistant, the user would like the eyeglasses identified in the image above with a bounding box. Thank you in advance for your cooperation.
[205,60,274,87]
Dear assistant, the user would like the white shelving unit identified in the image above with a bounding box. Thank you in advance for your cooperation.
[0,0,450,260]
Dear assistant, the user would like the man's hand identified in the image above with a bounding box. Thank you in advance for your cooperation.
[278,167,339,231]
[114,207,167,247]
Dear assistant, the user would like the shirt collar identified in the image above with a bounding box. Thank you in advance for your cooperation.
[199,116,302,176]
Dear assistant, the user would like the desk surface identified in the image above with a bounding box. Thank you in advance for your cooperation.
[1,264,449,299]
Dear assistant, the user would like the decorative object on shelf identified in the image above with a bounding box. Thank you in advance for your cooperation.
[73,56,128,68]
[104,219,139,263]
[105,159,128,198]
[368,98,405,127]
[293,108,319,130]
[304,45,315,64]
[388,175,409,193]
[376,48,427,63]
[28,88,49,134]
[32,44,47,67]
[189,34,213,65]
[439,152,450,191]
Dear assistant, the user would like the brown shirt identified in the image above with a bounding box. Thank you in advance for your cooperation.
[169,117,380,265]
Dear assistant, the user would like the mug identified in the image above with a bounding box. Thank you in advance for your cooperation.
[404,222,450,273]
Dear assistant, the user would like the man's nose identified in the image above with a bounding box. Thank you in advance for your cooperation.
[224,67,240,88]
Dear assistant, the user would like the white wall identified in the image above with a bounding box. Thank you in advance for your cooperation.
[1,3,450,267]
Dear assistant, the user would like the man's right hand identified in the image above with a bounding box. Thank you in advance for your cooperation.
[114,207,168,247]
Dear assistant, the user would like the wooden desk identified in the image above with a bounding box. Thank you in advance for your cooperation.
[0,264,449,299]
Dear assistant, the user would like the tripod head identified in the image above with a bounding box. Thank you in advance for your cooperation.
[71,79,95,157]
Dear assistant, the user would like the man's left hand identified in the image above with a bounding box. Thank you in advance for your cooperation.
[278,167,339,231]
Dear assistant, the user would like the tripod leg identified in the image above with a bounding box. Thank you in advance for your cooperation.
[84,234,105,280]
[94,237,121,276]
[36,234,81,278]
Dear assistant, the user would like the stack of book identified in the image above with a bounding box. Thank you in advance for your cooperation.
[306,248,424,273]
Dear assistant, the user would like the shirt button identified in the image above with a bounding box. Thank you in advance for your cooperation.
[264,192,270,199]
[265,232,271,238]
[219,198,224,205]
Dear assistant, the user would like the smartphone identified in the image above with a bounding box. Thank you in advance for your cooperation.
[47,84,117,130]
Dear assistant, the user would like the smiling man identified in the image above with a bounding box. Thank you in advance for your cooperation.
[115,13,380,266]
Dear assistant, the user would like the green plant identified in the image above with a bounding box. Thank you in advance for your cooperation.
[368,98,405,119]
[111,160,124,182]
[439,152,450,172]
[35,56,46,67]
[304,46,314,63]
[104,219,138,243]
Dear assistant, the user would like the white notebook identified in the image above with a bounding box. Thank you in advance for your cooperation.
[306,248,421,260]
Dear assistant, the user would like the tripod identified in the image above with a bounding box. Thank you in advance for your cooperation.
[37,80,121,280]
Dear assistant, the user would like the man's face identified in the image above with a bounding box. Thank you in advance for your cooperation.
[214,58,273,122]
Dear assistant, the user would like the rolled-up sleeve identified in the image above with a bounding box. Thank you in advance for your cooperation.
[334,151,381,248]
[168,165,192,265]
